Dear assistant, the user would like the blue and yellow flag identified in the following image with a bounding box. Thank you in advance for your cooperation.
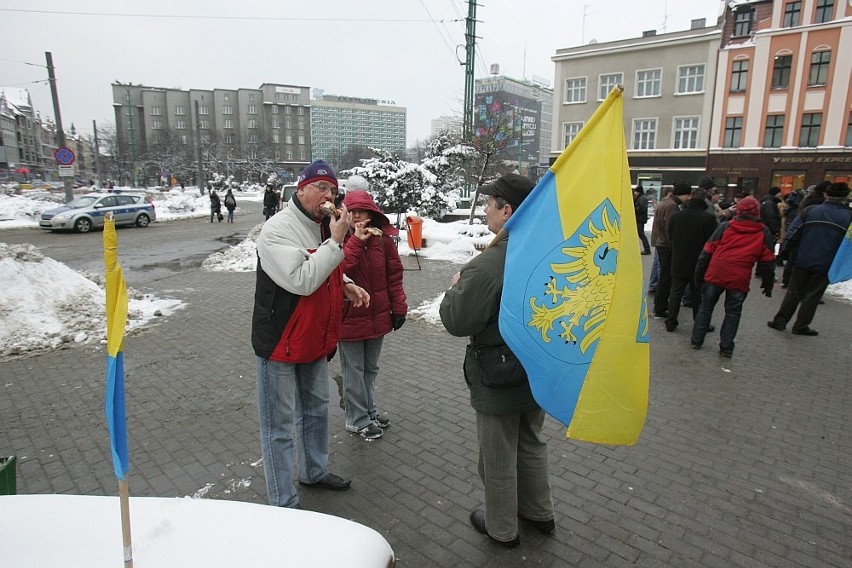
[500,87,649,445]
[828,223,852,284]
[104,216,130,479]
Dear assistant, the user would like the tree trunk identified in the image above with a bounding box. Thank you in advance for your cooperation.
[467,152,492,224]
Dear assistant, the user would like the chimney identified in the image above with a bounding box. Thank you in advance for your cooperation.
[642,30,656,37]
[691,18,706,30]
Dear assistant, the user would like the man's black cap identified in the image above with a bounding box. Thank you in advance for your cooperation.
[479,173,536,210]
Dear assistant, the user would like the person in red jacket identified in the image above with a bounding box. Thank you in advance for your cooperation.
[690,197,775,357]
[339,190,408,441]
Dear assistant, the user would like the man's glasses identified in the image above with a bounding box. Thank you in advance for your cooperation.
[310,182,338,196]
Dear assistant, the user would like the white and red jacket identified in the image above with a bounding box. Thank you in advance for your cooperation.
[252,195,344,363]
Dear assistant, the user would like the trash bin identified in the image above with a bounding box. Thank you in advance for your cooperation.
[0,455,16,495]
[406,215,423,249]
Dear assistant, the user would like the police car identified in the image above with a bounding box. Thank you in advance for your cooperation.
[39,192,156,233]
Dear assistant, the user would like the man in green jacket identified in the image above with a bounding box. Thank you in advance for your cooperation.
[439,173,554,548]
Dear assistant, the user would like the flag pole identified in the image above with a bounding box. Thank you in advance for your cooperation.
[119,478,134,567]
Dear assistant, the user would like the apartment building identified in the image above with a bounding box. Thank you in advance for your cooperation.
[473,75,554,176]
[112,82,312,182]
[310,93,406,167]
[707,0,852,195]
[551,19,722,196]
[0,89,46,181]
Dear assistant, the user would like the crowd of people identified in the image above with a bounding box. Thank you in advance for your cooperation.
[246,159,849,550]
[646,176,851,356]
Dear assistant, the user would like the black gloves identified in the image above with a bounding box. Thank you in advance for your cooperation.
[391,315,406,331]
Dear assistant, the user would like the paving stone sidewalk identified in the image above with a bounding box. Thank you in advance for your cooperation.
[1,250,850,567]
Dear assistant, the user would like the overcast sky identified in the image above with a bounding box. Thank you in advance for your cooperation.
[1,0,723,147]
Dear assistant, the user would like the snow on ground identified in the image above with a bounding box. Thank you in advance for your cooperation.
[1,187,850,358]
[0,242,183,358]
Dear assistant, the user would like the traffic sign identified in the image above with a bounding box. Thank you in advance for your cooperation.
[54,147,76,165]
[58,165,75,177]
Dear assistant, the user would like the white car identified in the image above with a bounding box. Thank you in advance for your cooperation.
[39,192,156,233]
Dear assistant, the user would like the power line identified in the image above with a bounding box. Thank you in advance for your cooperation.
[419,0,458,59]
[0,7,459,23]
[0,57,46,68]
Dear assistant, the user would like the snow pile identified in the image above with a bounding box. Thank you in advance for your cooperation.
[201,224,264,272]
[0,243,184,358]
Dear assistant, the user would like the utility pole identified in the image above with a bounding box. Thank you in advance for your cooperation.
[194,100,204,189]
[45,52,73,203]
[462,0,478,143]
[93,120,102,186]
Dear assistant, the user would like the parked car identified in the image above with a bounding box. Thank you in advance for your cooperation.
[39,192,156,233]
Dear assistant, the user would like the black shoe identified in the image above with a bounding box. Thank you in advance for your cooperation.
[299,472,351,491]
[767,320,786,331]
[647,288,656,294]
[372,415,391,429]
[792,328,818,336]
[707,325,716,333]
[469,510,520,548]
[519,515,555,535]
[720,349,733,358]
[653,312,668,319]
[690,342,702,350]
[665,321,677,332]
[641,250,651,255]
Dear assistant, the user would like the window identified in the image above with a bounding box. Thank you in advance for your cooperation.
[224,93,230,101]
[564,77,587,103]
[222,105,233,115]
[198,105,209,115]
[733,7,753,36]
[772,55,793,88]
[286,150,293,160]
[632,118,657,150]
[297,120,305,130]
[847,112,852,146]
[175,105,186,116]
[272,106,279,114]
[273,133,279,143]
[298,134,305,145]
[272,119,279,129]
[598,73,622,100]
[730,60,749,92]
[636,69,662,97]
[248,93,255,101]
[223,119,233,129]
[175,120,186,130]
[677,65,705,94]
[285,119,292,129]
[764,115,785,147]
[284,106,292,115]
[724,116,743,148]
[799,113,821,146]
[225,133,235,144]
[808,51,830,86]
[783,1,801,27]
[248,105,258,114]
[248,119,258,129]
[299,149,306,160]
[151,120,161,130]
[285,134,293,144]
[181,135,187,145]
[815,0,834,23]
[297,107,305,116]
[248,133,257,144]
[199,120,209,129]
[673,117,700,149]
[150,106,162,116]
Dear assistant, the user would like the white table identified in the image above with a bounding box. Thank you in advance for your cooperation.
[0,494,394,567]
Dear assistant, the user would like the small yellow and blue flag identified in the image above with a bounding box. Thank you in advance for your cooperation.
[828,223,852,284]
[500,86,649,446]
[104,216,130,478]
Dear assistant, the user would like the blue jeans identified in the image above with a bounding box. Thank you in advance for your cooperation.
[227,209,234,222]
[648,250,660,290]
[256,357,330,507]
[691,284,747,353]
[339,337,384,430]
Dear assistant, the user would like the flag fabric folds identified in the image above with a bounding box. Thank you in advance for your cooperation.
[828,223,852,284]
[104,216,130,479]
[500,87,649,446]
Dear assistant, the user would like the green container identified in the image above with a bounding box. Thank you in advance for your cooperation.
[0,455,17,495]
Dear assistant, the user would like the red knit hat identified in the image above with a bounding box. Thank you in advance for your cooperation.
[735,196,760,219]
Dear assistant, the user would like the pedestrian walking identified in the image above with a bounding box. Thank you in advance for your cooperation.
[691,197,775,357]
[209,190,222,223]
[224,188,237,223]
[634,184,651,255]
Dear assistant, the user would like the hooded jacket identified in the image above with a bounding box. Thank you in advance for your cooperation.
[785,198,852,274]
[696,216,775,293]
[668,198,718,278]
[339,191,407,341]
